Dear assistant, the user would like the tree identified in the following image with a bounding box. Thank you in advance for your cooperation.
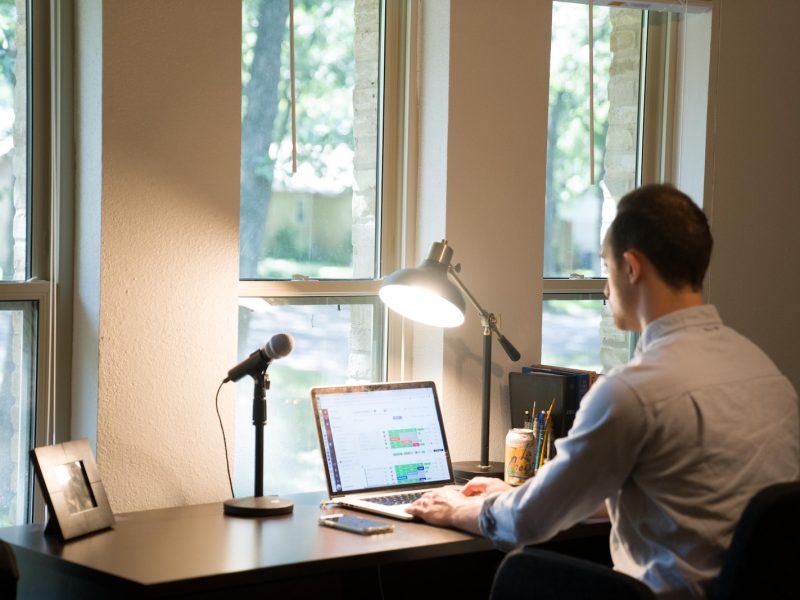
[240,0,289,278]
[240,0,357,279]
[0,0,20,527]
[544,4,611,277]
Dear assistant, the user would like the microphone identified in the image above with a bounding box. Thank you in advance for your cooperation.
[224,333,294,383]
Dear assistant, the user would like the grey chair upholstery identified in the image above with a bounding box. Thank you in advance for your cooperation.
[489,480,800,600]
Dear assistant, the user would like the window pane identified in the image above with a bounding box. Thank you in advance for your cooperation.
[240,0,381,280]
[0,301,36,526]
[544,2,642,278]
[541,297,631,373]
[234,297,384,495]
[0,1,27,281]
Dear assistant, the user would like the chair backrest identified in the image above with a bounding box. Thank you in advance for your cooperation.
[712,480,800,600]
[489,546,655,600]
[0,540,18,600]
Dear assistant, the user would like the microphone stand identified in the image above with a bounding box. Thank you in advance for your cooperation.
[223,369,294,517]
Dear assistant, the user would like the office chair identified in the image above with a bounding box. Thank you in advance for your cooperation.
[0,540,19,600]
[488,545,654,600]
[489,480,800,600]
[710,480,800,600]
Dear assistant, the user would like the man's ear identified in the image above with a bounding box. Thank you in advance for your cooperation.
[622,250,643,284]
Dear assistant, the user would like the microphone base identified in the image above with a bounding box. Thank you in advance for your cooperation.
[223,496,294,517]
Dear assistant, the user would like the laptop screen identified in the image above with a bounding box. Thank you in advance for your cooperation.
[311,381,454,496]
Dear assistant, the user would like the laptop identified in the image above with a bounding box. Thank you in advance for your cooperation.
[311,380,458,521]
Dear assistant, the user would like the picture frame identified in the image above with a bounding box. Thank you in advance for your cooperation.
[30,439,115,541]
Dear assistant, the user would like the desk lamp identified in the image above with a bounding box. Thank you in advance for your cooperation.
[379,240,520,481]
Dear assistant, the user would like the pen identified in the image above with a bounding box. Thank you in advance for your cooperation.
[533,411,545,473]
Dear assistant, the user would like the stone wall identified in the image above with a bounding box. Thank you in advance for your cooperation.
[351,0,379,280]
[604,8,641,201]
[600,8,642,371]
[349,0,380,382]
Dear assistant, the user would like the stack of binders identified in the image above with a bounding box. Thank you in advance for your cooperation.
[508,364,599,441]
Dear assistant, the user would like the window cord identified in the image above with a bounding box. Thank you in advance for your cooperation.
[215,381,235,498]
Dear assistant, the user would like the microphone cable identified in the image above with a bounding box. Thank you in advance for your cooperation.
[215,380,235,498]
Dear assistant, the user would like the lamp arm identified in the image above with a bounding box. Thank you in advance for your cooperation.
[447,266,521,362]
[447,265,489,322]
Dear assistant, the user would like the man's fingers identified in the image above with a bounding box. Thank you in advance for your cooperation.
[462,484,485,497]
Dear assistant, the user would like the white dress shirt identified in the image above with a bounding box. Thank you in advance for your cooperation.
[480,305,799,599]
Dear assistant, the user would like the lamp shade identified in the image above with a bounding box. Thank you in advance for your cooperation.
[380,256,466,328]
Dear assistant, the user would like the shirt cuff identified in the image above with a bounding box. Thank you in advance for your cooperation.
[479,493,497,537]
[479,492,517,551]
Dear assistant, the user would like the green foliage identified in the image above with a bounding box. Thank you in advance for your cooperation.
[0,0,19,526]
[0,1,17,96]
[256,257,352,280]
[271,226,302,260]
[243,0,355,181]
[0,0,19,280]
[241,0,364,276]
[545,3,614,276]
[264,365,347,493]
[548,3,611,204]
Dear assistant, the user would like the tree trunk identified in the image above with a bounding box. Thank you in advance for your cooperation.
[240,0,289,278]
[544,90,566,277]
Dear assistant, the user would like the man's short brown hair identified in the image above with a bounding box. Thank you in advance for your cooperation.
[606,184,712,291]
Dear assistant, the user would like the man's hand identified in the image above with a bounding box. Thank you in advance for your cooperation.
[405,488,484,535]
[461,476,513,497]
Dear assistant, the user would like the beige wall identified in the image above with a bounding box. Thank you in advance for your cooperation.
[704,0,800,392]
[440,0,549,464]
[75,1,241,512]
[408,1,449,392]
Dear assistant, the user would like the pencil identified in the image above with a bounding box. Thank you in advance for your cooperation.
[539,399,555,468]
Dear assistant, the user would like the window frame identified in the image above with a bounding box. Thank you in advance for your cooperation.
[237,0,415,381]
[0,0,74,524]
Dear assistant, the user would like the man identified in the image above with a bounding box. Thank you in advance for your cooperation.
[407,184,799,599]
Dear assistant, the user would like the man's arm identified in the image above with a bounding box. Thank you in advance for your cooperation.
[410,375,647,548]
[478,375,646,547]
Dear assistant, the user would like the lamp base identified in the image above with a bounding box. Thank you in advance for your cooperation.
[223,496,294,517]
[452,460,505,484]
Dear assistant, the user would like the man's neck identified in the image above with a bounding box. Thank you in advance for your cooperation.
[637,282,704,330]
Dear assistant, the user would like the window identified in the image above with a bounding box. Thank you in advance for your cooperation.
[542,0,711,371]
[0,1,28,285]
[236,0,407,495]
[0,1,67,526]
[0,0,32,527]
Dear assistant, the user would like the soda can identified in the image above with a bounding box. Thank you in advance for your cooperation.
[504,428,535,486]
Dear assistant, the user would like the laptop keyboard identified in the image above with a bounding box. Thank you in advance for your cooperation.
[363,492,425,506]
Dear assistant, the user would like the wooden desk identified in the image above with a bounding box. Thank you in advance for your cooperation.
[0,491,610,599]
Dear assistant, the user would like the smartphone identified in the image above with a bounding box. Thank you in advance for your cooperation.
[318,513,394,535]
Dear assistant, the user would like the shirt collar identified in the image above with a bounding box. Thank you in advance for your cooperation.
[638,305,722,352]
